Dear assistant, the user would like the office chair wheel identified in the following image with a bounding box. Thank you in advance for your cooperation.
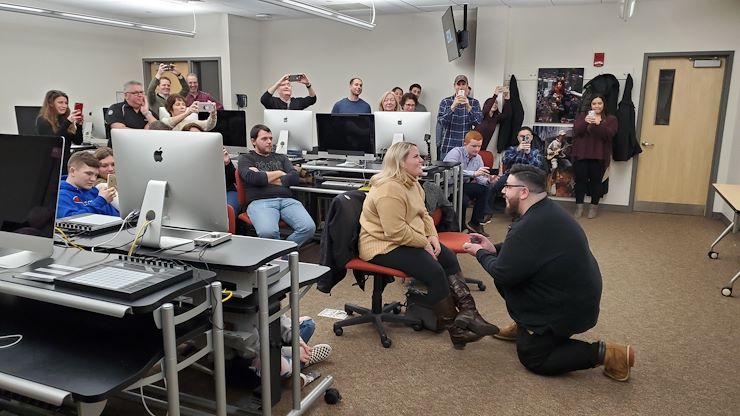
[381,336,392,348]
[477,282,487,291]
[333,325,343,336]
[708,251,719,259]
[392,305,402,314]
[344,306,354,316]
[412,323,424,331]
[721,287,732,297]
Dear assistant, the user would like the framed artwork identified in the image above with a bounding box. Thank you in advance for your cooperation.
[535,68,584,124]
[533,124,575,198]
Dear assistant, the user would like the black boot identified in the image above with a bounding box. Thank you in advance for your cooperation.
[448,273,499,337]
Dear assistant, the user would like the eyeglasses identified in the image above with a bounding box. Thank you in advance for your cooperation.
[502,184,528,191]
[126,91,145,95]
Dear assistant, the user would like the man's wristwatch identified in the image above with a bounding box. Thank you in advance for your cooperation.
[144,110,152,117]
[305,83,312,89]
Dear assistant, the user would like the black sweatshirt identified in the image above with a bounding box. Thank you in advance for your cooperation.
[237,151,298,205]
[475,197,602,336]
[35,115,83,145]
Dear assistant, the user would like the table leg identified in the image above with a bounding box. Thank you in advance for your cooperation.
[161,303,181,416]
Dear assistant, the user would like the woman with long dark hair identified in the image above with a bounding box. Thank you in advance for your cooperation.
[36,90,84,173]
[571,95,618,219]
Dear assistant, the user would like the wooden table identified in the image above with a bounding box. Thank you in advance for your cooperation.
[709,184,740,296]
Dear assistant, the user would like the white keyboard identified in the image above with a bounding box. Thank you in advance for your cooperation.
[321,180,364,189]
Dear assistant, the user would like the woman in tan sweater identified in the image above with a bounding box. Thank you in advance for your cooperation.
[359,142,498,349]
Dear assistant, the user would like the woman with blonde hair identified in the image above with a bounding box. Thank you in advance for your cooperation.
[377,91,400,112]
[36,90,84,173]
[162,95,217,132]
[359,142,499,349]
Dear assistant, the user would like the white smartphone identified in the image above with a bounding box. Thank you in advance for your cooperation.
[197,102,216,112]
[588,110,596,117]
[457,89,465,97]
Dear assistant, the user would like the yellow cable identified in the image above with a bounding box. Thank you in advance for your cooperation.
[221,290,233,303]
[54,227,85,250]
[128,220,152,256]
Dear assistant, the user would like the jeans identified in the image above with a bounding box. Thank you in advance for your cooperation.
[463,182,495,225]
[226,190,239,215]
[246,197,316,247]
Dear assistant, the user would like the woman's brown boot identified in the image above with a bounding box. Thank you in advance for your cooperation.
[432,295,482,349]
[447,274,500,336]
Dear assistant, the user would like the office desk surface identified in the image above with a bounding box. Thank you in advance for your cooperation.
[714,184,740,212]
[72,232,297,272]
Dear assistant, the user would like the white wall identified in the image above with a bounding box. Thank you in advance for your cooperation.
[476,0,740,211]
[226,15,264,133]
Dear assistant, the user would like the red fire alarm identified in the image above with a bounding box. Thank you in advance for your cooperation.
[594,52,605,67]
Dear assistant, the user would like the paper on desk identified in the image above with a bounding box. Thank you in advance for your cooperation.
[318,308,348,320]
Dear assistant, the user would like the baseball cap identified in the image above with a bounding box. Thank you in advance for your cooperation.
[558,130,567,136]
[454,75,468,84]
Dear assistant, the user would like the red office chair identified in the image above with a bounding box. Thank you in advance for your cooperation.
[334,259,424,348]
[226,205,235,234]
[234,171,288,232]
[479,150,494,169]
[432,208,486,291]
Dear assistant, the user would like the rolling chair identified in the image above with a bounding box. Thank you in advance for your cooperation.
[226,205,235,234]
[233,171,289,234]
[325,193,423,348]
[432,208,486,291]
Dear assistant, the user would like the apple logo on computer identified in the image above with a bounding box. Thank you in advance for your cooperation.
[397,120,403,126]
[153,147,163,162]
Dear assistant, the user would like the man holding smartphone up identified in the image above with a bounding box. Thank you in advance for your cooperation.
[436,75,483,160]
[147,63,188,117]
[261,73,317,110]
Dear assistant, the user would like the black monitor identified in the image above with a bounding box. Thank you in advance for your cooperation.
[316,113,375,166]
[0,134,64,268]
[212,110,247,154]
[14,106,41,135]
[442,7,461,62]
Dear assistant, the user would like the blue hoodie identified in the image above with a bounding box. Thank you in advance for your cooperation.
[57,176,120,219]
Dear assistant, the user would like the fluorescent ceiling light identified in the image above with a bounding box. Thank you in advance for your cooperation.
[0,2,196,37]
[260,0,376,30]
[619,0,637,21]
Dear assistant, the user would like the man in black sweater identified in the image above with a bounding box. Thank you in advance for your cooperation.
[462,164,635,381]
[237,124,315,246]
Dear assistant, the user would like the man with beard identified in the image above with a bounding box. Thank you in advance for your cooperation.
[331,77,371,114]
[462,164,635,382]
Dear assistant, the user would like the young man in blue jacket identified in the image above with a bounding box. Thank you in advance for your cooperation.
[57,151,119,219]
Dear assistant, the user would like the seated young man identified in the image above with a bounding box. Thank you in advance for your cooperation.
[237,124,315,246]
[57,151,119,219]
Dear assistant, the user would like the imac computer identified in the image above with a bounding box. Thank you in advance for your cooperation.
[263,110,314,155]
[374,111,432,157]
[213,109,248,154]
[315,113,375,167]
[0,134,64,268]
[112,129,228,249]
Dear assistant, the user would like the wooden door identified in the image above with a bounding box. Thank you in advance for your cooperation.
[147,61,189,95]
[634,56,726,215]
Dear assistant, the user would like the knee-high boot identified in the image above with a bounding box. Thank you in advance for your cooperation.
[448,273,500,336]
[432,295,483,350]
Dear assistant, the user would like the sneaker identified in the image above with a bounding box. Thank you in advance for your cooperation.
[492,322,517,341]
[307,344,332,366]
[466,222,490,237]
[481,214,493,225]
[299,371,321,388]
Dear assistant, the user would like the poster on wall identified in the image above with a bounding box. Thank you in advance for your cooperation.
[535,68,584,124]
[533,124,575,198]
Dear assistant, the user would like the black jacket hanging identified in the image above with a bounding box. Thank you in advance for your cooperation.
[580,74,620,116]
[613,74,642,161]
[496,75,525,153]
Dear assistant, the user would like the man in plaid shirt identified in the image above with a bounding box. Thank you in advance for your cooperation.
[436,75,483,159]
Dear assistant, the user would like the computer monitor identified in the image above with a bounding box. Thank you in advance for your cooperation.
[0,134,64,268]
[263,110,313,155]
[374,112,432,157]
[112,129,228,249]
[315,113,375,167]
[213,110,248,154]
[14,106,41,135]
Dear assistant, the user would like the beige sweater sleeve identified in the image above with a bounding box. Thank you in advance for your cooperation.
[374,194,429,248]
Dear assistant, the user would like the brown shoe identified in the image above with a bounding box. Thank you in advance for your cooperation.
[603,343,635,382]
[492,322,517,341]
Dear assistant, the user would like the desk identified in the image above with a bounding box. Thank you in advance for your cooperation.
[69,231,333,415]
[0,247,225,416]
[709,184,740,297]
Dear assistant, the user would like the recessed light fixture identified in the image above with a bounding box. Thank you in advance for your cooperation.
[255,13,272,19]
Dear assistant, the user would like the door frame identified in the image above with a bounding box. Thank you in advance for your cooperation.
[141,57,223,103]
[630,51,734,216]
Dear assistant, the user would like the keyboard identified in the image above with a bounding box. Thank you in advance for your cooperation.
[320,180,364,189]
[49,256,192,300]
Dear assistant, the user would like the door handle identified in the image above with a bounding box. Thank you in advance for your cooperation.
[641,141,654,147]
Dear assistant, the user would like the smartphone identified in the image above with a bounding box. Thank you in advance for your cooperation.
[522,135,531,144]
[288,74,301,82]
[197,102,216,112]
[491,168,500,176]
[74,102,83,114]
[457,89,465,97]
[588,110,596,117]
[107,173,117,189]
[469,235,482,244]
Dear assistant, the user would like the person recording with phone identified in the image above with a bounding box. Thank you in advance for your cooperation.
[147,63,188,117]
[261,73,317,110]
[184,73,223,110]
[489,127,547,203]
[436,75,482,159]
[93,147,119,211]
[35,90,84,173]
[571,94,618,219]
[57,151,119,219]
[161,95,217,132]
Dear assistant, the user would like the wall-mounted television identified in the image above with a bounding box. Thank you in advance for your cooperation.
[441,5,469,62]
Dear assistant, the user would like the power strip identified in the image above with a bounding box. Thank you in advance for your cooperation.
[193,232,233,247]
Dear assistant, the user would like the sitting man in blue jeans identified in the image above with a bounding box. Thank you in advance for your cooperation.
[237,124,315,246]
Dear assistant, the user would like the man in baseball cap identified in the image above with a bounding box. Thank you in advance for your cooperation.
[437,74,482,159]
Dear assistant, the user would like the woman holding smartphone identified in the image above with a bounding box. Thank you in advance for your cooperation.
[36,90,84,173]
[93,147,120,211]
[359,142,499,349]
[571,95,618,219]
[162,95,217,132]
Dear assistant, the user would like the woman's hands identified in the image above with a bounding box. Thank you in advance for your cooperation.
[425,235,441,259]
